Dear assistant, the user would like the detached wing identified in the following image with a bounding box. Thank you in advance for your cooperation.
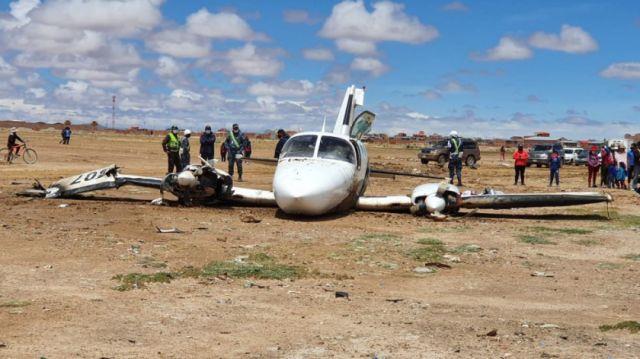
[356,195,413,212]
[228,186,277,207]
[20,165,163,198]
[459,191,613,210]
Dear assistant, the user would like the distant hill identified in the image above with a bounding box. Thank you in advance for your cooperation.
[0,120,103,131]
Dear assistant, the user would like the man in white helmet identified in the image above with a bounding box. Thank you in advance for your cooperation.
[6,127,24,160]
[180,129,192,168]
[447,130,463,186]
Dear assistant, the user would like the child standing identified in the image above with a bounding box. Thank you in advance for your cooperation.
[607,161,617,188]
[616,162,628,189]
[548,150,561,186]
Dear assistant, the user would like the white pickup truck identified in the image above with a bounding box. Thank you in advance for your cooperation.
[563,147,583,164]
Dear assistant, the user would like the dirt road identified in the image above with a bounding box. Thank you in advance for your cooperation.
[1,129,639,358]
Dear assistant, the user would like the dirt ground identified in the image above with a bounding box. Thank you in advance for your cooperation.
[1,128,639,358]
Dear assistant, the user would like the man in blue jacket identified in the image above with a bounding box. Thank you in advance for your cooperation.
[628,143,636,188]
[274,129,289,158]
[199,125,216,165]
[224,124,248,181]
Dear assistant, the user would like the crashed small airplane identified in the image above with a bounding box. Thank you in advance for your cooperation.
[19,85,612,219]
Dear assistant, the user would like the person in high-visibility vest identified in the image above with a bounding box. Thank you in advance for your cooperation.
[447,130,463,186]
[162,125,182,174]
[224,123,248,181]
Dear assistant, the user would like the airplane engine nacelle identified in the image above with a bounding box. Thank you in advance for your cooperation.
[410,183,461,216]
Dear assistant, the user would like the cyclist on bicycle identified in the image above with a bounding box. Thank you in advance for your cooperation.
[7,127,24,155]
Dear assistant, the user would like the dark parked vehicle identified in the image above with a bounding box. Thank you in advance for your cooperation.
[527,143,564,167]
[418,138,481,167]
[574,150,589,166]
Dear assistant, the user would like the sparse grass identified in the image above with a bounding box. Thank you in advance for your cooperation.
[201,260,303,280]
[450,244,482,253]
[408,238,446,262]
[597,262,623,270]
[574,239,601,247]
[599,321,640,333]
[622,254,640,261]
[417,238,443,246]
[530,226,593,235]
[616,215,640,228]
[357,233,400,241]
[112,272,175,291]
[0,300,31,308]
[519,235,556,245]
[113,252,304,291]
[137,256,167,269]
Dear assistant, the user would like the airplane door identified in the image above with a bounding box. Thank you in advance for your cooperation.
[350,111,375,140]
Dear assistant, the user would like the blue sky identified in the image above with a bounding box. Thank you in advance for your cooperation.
[0,0,639,139]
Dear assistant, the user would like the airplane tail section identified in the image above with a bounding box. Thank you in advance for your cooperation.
[333,85,365,136]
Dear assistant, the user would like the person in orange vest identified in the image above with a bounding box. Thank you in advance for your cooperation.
[513,144,529,185]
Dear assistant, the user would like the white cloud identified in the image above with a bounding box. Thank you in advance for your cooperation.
[0,0,39,29]
[528,25,597,53]
[350,57,389,76]
[600,62,640,80]
[29,0,163,36]
[146,28,211,58]
[0,97,47,115]
[283,9,316,24]
[0,56,17,77]
[206,44,284,77]
[442,2,469,12]
[406,111,431,120]
[247,80,323,98]
[166,89,204,110]
[155,56,183,77]
[61,68,139,88]
[26,87,46,98]
[54,80,105,102]
[186,8,260,40]
[437,80,476,93]
[302,48,334,61]
[421,89,442,100]
[319,0,438,54]
[475,36,532,61]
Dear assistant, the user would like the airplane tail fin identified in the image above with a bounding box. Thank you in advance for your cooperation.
[333,85,365,136]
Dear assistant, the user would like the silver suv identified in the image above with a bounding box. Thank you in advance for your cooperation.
[527,144,564,167]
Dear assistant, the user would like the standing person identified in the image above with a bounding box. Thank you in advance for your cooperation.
[628,143,636,188]
[607,161,617,188]
[587,146,599,188]
[447,130,463,186]
[513,144,528,185]
[500,145,506,161]
[161,125,182,174]
[62,126,71,144]
[199,125,216,165]
[600,146,613,187]
[224,123,248,181]
[274,129,290,158]
[180,129,191,168]
[548,150,561,186]
[616,162,628,189]
[6,127,24,161]
[631,143,640,191]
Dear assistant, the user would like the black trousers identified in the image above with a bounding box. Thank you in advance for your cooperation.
[167,151,182,173]
[549,170,559,185]
[228,155,243,177]
[514,165,526,184]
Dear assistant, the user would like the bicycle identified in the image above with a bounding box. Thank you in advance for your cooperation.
[0,143,38,164]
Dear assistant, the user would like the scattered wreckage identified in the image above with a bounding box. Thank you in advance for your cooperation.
[18,85,612,219]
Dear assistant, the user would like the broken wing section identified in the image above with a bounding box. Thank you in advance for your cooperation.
[459,191,613,210]
[356,195,413,212]
[228,186,277,207]
[31,165,162,198]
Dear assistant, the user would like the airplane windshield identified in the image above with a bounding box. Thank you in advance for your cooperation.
[281,135,317,158]
[318,136,355,164]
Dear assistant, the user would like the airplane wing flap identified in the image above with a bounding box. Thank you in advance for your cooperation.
[229,187,277,206]
[459,191,613,209]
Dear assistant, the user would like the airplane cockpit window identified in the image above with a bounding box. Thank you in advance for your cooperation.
[281,135,317,158]
[318,136,356,164]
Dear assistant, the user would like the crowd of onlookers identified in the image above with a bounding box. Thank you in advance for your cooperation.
[505,142,639,193]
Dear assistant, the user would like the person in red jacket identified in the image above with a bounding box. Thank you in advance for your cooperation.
[513,144,529,185]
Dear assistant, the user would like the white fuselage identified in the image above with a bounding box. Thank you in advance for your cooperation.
[273,132,368,215]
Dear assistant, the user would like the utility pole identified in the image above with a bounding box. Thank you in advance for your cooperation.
[112,95,116,129]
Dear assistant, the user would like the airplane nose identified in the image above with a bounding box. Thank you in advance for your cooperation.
[274,159,354,216]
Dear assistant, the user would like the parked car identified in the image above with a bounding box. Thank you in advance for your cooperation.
[418,138,481,167]
[527,144,565,167]
[574,149,589,166]
[563,147,583,164]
